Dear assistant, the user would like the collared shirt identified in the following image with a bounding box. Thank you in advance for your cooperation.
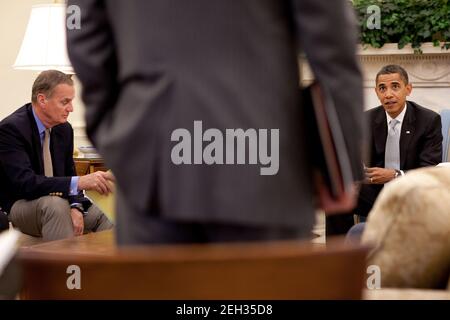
[32,107,79,195]
[385,103,407,133]
[384,103,407,176]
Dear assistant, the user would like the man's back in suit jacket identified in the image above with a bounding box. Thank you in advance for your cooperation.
[68,0,365,244]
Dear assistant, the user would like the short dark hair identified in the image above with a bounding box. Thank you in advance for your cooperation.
[376,64,409,85]
[31,70,73,103]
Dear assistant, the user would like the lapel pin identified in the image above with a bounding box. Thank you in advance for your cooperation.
[406,131,411,134]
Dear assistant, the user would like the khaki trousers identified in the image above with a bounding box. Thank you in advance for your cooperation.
[9,196,113,241]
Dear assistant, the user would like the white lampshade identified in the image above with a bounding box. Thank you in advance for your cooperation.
[13,4,73,73]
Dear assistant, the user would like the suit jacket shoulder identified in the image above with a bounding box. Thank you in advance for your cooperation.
[0,104,34,139]
[365,105,386,124]
[405,101,441,122]
[0,104,73,141]
[0,104,74,160]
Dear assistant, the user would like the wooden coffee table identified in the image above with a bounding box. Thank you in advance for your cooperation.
[18,231,369,300]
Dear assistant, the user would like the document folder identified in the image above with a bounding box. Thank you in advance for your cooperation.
[301,81,353,200]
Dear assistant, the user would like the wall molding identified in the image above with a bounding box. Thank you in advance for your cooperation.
[357,43,450,56]
[300,43,450,111]
[357,45,450,90]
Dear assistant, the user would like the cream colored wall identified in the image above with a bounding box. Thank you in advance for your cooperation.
[0,0,89,148]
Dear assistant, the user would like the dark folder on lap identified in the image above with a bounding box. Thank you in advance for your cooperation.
[301,81,353,200]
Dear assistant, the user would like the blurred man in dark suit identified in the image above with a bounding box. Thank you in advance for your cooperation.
[0,210,8,233]
[68,0,365,245]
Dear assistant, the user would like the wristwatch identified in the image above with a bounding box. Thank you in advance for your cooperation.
[394,169,401,178]
[70,203,85,215]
